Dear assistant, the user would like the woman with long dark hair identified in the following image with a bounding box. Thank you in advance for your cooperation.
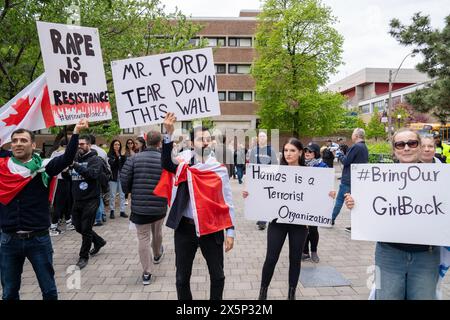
[107,139,127,219]
[243,138,316,300]
[125,139,136,157]
[135,137,146,153]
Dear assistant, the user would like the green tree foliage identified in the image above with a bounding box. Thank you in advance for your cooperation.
[390,13,450,124]
[252,0,345,137]
[0,0,205,140]
[366,108,387,141]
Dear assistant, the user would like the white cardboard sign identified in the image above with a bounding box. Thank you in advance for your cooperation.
[36,21,111,125]
[111,48,220,129]
[244,164,335,226]
[351,163,450,246]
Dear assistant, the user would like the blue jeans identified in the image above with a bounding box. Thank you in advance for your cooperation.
[0,233,57,300]
[109,180,125,213]
[374,242,440,300]
[95,195,105,223]
[236,165,244,184]
[331,183,351,221]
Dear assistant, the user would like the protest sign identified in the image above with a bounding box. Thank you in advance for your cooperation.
[111,48,220,129]
[351,163,450,246]
[36,21,111,125]
[244,164,335,226]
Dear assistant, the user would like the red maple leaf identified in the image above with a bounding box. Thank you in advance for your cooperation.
[1,96,36,127]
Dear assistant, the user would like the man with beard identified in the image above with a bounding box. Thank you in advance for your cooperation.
[0,119,87,300]
[158,112,235,300]
[71,135,106,269]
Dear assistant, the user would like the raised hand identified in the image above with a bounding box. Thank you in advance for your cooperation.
[163,112,177,135]
[73,118,89,134]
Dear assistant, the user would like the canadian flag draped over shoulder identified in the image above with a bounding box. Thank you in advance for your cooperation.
[154,151,234,237]
[0,73,54,146]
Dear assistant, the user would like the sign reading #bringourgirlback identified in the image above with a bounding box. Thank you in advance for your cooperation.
[111,48,220,129]
[351,163,450,246]
[244,164,335,227]
[36,21,111,125]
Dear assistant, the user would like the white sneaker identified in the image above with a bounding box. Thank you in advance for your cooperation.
[66,222,75,231]
[50,228,62,236]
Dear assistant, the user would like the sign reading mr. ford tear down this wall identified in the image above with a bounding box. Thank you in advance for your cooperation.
[111,48,221,129]
[36,21,111,125]
[351,164,450,246]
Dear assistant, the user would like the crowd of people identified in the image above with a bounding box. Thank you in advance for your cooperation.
[0,116,448,301]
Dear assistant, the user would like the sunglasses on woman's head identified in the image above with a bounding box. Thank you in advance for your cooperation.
[393,140,419,150]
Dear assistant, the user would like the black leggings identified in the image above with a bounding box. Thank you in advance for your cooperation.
[303,226,319,254]
[261,222,308,288]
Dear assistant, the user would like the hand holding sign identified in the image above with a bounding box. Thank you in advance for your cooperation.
[73,118,89,134]
[163,112,176,135]
[344,193,354,209]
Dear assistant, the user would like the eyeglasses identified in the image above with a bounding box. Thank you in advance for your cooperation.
[393,140,419,150]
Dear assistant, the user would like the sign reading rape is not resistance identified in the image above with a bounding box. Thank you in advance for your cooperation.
[244,164,335,227]
[111,48,221,129]
[351,164,450,246]
[36,21,111,125]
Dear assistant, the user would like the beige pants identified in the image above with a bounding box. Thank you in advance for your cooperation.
[135,218,164,274]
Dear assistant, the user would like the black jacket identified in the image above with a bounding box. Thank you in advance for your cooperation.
[0,134,79,233]
[120,147,167,216]
[71,150,103,201]
[337,141,369,185]
[108,152,126,181]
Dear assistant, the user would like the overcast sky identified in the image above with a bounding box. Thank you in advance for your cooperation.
[159,0,448,85]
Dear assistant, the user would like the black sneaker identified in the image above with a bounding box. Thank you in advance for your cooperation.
[345,227,351,233]
[93,221,103,227]
[153,246,165,264]
[120,212,128,218]
[331,219,335,226]
[102,215,107,223]
[301,253,311,261]
[142,273,152,285]
[90,240,106,255]
[76,258,88,269]
[110,210,115,219]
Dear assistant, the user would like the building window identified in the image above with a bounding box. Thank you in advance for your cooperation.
[228,91,253,101]
[228,37,252,47]
[188,37,200,46]
[205,37,225,47]
[34,128,51,134]
[228,64,251,74]
[360,104,370,114]
[372,100,385,112]
[218,91,226,101]
[215,64,226,74]
[123,128,134,134]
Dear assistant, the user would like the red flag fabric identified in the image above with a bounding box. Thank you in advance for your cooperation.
[0,157,33,205]
[154,154,234,237]
[0,74,54,146]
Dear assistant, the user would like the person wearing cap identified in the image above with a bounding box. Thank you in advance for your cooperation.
[301,143,332,263]
[433,132,449,163]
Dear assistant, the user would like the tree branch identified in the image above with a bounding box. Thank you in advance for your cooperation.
[29,51,41,82]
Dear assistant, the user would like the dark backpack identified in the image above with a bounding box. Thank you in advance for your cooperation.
[98,157,112,194]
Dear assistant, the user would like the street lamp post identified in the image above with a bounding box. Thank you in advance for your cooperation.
[387,52,415,140]
[397,114,402,129]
